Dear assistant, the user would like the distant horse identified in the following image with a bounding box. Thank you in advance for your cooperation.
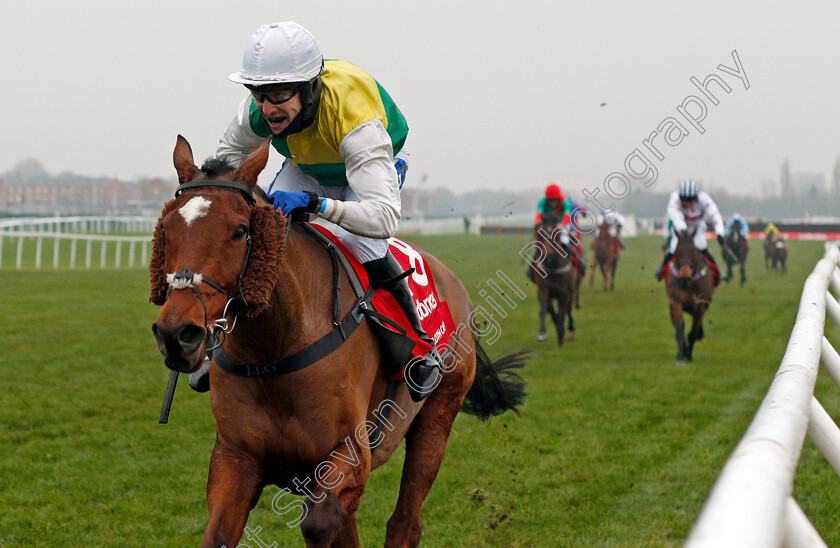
[664,228,715,364]
[150,136,526,548]
[763,233,776,271]
[771,238,788,274]
[534,212,577,345]
[723,228,748,286]
[589,221,619,291]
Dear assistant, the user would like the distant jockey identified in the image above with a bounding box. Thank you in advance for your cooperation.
[532,183,586,278]
[725,213,750,237]
[596,208,625,251]
[764,222,780,241]
[654,179,726,285]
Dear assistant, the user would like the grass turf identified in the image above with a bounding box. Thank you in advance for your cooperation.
[1,233,838,547]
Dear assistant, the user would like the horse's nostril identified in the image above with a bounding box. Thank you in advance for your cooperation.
[179,324,206,350]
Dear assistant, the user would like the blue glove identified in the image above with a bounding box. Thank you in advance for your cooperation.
[394,158,408,189]
[269,190,319,215]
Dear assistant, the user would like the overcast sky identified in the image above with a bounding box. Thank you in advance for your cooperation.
[3,1,839,202]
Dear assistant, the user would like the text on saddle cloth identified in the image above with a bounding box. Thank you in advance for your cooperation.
[308,225,457,376]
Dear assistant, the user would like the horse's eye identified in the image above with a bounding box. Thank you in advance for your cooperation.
[232,226,248,241]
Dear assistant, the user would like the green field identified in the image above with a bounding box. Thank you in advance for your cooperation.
[2,234,839,547]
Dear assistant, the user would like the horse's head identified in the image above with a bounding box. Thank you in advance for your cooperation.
[537,212,568,264]
[672,228,704,289]
[150,136,287,373]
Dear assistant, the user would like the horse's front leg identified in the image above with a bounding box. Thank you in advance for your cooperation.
[555,297,567,346]
[686,305,706,362]
[299,436,371,548]
[537,287,549,341]
[670,302,686,364]
[201,442,264,548]
[602,264,609,292]
[609,260,617,291]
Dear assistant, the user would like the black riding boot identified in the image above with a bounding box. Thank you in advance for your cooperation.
[654,252,673,281]
[364,252,444,402]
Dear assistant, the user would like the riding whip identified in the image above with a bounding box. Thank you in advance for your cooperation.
[722,243,739,264]
[159,370,179,424]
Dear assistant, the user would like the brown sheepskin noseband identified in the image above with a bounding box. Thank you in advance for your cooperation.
[149,197,287,318]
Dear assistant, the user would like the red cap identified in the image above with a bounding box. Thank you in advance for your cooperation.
[545,183,562,199]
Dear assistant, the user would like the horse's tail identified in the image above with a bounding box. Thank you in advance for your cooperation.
[460,340,528,420]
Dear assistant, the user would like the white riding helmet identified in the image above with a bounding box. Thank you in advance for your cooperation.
[229,22,324,85]
[678,179,698,201]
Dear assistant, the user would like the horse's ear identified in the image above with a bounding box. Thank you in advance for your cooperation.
[233,140,271,189]
[689,226,697,239]
[173,135,198,185]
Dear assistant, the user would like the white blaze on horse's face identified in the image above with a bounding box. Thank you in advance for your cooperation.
[179,196,212,226]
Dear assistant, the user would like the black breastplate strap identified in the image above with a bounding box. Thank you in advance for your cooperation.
[210,222,370,377]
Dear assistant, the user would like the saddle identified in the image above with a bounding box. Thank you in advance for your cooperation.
[307,223,457,381]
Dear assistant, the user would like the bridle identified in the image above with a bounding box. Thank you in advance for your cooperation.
[164,179,256,350]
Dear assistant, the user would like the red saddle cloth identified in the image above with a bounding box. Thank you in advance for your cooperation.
[663,255,720,286]
[310,224,457,380]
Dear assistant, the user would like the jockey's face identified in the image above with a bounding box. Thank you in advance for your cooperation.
[680,198,696,209]
[547,198,560,208]
[252,88,303,135]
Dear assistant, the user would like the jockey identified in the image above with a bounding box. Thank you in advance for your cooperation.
[725,213,750,237]
[533,183,586,276]
[654,180,726,284]
[596,208,625,250]
[764,222,780,241]
[193,22,442,401]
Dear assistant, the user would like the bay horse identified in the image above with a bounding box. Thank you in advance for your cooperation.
[723,228,748,286]
[533,212,577,345]
[588,221,619,291]
[664,228,715,364]
[150,136,526,548]
[763,233,776,271]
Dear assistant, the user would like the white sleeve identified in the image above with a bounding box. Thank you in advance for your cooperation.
[213,96,270,169]
[700,193,725,236]
[667,192,687,232]
[317,120,401,238]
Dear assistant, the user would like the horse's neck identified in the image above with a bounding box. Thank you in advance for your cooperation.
[226,226,317,363]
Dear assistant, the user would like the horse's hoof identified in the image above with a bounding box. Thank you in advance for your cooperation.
[675,359,686,366]
[537,333,547,341]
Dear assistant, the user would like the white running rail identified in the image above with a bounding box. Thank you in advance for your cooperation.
[686,243,840,548]
[0,215,156,270]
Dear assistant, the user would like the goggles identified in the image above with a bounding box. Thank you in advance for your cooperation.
[248,85,300,105]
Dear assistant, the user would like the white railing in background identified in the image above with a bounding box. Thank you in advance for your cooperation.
[0,216,156,270]
[686,242,840,548]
